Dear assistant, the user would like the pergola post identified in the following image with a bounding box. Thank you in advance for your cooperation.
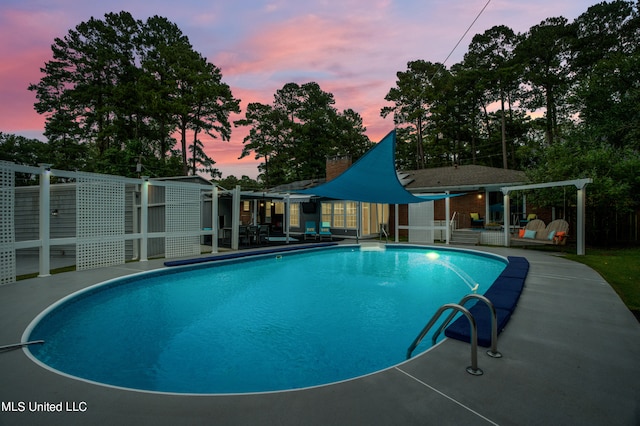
[503,191,510,247]
[38,165,51,277]
[576,184,587,256]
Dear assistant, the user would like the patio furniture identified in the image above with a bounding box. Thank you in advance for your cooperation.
[304,221,317,240]
[511,219,569,245]
[470,212,485,228]
[318,222,332,241]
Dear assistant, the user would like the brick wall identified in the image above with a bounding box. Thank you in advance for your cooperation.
[326,156,352,181]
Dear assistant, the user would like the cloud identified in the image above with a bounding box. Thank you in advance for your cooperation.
[0,0,606,178]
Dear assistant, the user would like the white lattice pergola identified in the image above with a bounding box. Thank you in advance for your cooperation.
[501,179,593,255]
[0,161,219,284]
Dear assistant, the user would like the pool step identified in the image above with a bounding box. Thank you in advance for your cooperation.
[450,229,480,245]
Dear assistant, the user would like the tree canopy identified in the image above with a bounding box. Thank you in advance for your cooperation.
[27,11,240,178]
[234,82,372,187]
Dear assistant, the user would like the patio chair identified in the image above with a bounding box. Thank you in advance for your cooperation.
[318,222,332,241]
[519,213,537,227]
[470,212,484,228]
[304,221,317,240]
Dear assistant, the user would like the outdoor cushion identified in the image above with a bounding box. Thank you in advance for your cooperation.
[518,229,525,238]
[445,303,512,347]
[548,230,556,240]
[483,287,522,313]
[492,276,525,293]
[470,213,480,220]
[524,229,536,239]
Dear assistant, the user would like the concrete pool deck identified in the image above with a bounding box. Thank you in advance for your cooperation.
[1,244,639,425]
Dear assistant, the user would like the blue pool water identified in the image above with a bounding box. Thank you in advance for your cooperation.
[25,245,506,394]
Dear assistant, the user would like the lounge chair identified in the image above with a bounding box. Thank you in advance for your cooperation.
[304,221,317,240]
[318,222,332,241]
[470,212,484,228]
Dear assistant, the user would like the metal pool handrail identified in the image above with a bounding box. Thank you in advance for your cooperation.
[431,294,502,359]
[406,304,483,376]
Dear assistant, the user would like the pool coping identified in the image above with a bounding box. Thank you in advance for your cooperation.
[1,243,639,425]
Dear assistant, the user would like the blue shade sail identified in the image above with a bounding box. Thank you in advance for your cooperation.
[296,130,453,204]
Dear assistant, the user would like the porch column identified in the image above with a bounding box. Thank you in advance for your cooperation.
[211,185,219,253]
[484,189,490,225]
[284,194,290,244]
[503,191,511,247]
[394,204,399,243]
[231,185,241,250]
[445,191,451,245]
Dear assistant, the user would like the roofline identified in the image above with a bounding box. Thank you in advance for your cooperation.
[408,181,528,192]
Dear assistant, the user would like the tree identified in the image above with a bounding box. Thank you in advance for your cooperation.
[235,82,370,186]
[515,17,573,145]
[381,60,448,169]
[465,25,520,168]
[28,11,239,177]
[569,0,640,149]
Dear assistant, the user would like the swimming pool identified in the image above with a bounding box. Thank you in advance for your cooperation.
[24,245,506,394]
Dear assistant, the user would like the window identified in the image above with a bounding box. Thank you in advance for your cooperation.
[289,203,299,228]
[333,202,344,227]
[274,202,284,214]
[346,202,357,229]
[321,202,332,226]
[243,201,250,212]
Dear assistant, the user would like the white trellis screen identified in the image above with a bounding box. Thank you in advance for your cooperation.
[165,185,202,258]
[76,173,125,270]
[0,166,15,284]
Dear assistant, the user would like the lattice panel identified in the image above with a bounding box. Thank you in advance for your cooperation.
[165,185,201,259]
[76,174,125,270]
[0,166,15,284]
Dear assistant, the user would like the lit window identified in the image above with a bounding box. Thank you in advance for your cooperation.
[346,202,357,229]
[333,202,345,227]
[321,202,332,226]
[289,203,299,228]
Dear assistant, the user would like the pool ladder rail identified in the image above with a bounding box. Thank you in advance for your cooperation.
[406,294,502,376]
[0,340,44,352]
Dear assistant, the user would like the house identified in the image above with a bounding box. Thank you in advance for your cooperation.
[231,156,389,241]
[392,165,528,238]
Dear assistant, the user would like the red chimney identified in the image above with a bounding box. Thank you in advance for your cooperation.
[325,156,352,181]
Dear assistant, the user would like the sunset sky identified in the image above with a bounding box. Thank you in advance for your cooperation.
[0,0,602,178]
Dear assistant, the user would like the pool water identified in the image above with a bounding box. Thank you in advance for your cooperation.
[25,246,506,394]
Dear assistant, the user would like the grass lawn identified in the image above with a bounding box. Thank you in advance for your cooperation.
[566,247,640,322]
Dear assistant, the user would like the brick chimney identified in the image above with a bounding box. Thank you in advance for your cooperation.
[326,156,352,181]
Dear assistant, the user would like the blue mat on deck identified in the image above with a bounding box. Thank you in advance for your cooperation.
[444,256,529,347]
[163,243,338,267]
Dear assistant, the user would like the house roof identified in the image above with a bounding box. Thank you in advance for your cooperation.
[403,165,528,192]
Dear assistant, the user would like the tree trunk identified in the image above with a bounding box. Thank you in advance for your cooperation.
[501,91,508,169]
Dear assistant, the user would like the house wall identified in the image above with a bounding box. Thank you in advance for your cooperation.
[434,192,486,228]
